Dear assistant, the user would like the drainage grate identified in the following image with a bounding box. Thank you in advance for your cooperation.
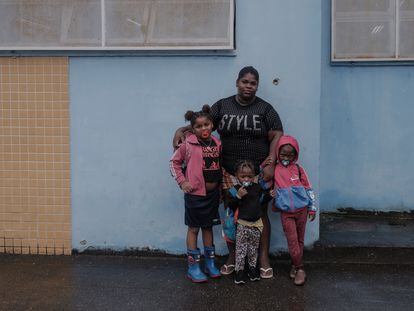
[0,237,68,255]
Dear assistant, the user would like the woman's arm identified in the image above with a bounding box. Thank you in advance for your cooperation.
[262,130,283,181]
[268,130,283,163]
[172,125,192,150]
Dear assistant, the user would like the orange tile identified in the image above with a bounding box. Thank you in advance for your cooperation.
[0,57,71,256]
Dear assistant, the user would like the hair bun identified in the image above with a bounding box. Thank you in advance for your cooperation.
[201,104,211,114]
[184,110,195,121]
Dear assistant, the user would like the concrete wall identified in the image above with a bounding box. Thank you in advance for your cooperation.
[70,1,322,254]
[320,1,414,212]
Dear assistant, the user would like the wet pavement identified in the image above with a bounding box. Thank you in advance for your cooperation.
[1,254,414,311]
[319,212,414,247]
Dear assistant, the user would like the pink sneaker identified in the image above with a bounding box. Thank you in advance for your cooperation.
[294,269,306,286]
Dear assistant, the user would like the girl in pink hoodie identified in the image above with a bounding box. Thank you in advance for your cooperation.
[270,135,316,286]
[170,105,222,283]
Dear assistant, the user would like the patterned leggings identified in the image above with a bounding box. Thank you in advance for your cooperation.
[235,223,261,271]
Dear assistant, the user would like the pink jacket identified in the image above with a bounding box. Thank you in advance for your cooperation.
[273,135,316,213]
[170,134,222,196]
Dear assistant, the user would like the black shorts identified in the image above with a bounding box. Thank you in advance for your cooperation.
[184,188,220,228]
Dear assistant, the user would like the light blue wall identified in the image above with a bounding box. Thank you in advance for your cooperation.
[70,1,321,254]
[320,2,414,212]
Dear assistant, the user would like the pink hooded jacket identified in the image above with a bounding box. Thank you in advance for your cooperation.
[273,135,316,213]
[170,133,222,196]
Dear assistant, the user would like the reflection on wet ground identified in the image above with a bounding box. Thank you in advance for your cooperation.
[1,254,414,310]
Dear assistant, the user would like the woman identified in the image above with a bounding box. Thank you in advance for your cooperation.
[173,66,283,279]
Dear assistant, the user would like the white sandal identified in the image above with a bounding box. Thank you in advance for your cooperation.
[260,267,274,279]
[220,264,235,275]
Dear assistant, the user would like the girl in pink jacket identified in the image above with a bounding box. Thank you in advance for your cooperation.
[270,135,316,286]
[170,105,222,283]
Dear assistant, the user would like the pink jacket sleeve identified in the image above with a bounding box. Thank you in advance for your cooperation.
[169,143,187,186]
[298,165,312,189]
[298,165,317,213]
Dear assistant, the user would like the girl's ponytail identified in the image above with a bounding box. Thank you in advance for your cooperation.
[201,105,211,114]
[184,110,196,122]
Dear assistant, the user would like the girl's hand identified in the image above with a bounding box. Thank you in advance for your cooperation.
[308,211,316,221]
[180,181,193,193]
[237,187,248,198]
[270,189,276,198]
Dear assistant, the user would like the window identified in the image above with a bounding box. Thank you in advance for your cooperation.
[0,0,235,51]
[332,0,414,61]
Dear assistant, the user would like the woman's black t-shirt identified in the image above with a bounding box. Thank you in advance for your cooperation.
[210,96,283,175]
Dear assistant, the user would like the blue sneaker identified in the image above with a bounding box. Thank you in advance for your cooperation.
[204,245,221,278]
[187,249,208,283]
